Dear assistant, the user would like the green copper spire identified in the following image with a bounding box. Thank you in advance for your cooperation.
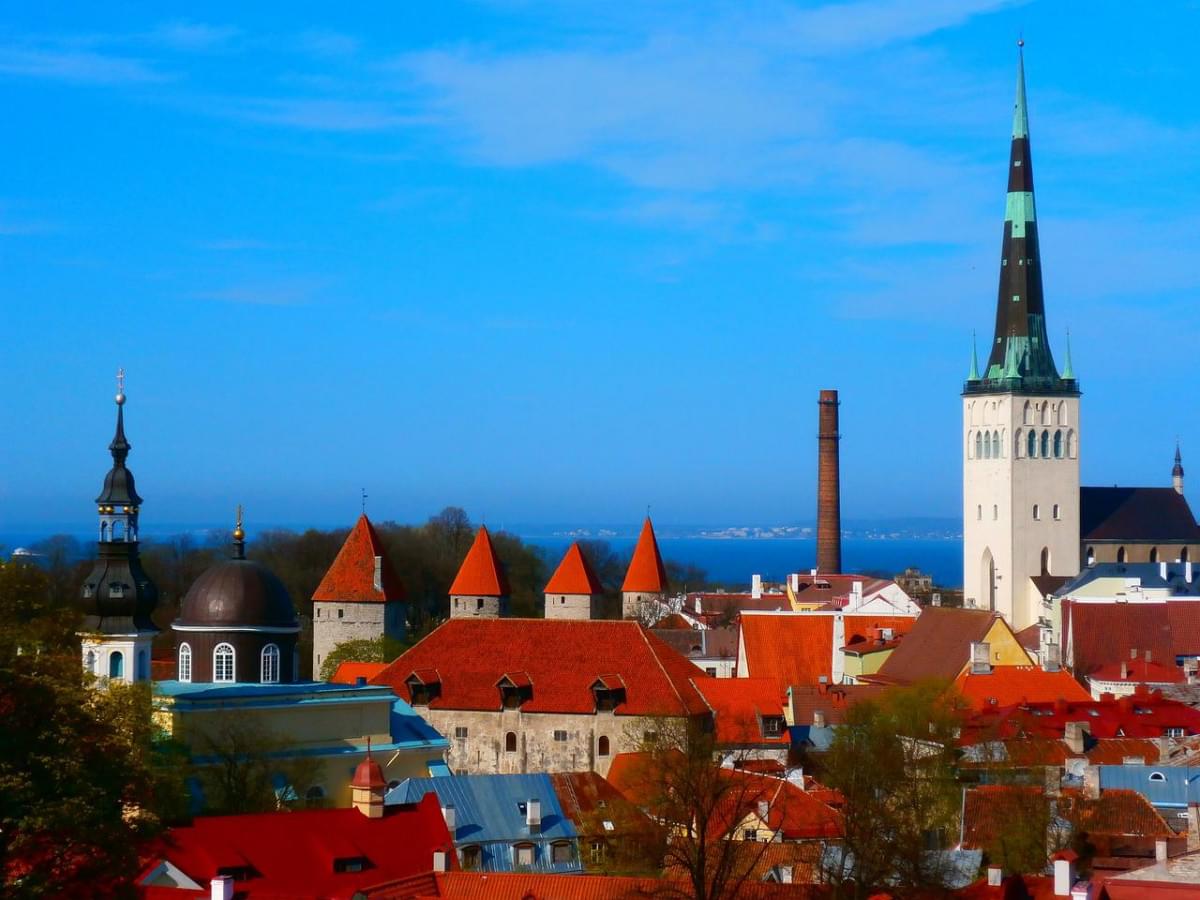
[1062,329,1075,380]
[968,332,980,381]
[1012,40,1029,139]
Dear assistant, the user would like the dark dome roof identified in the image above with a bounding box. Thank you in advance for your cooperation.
[179,558,298,629]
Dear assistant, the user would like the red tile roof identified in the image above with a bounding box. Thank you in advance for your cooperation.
[739,613,917,690]
[1063,599,1200,678]
[544,542,604,595]
[788,682,888,726]
[448,526,509,597]
[961,687,1200,741]
[954,666,1092,710]
[622,517,669,593]
[331,661,389,685]
[1013,623,1043,653]
[313,514,406,603]
[1090,659,1186,685]
[370,619,712,716]
[402,872,832,899]
[694,677,789,745]
[876,607,1011,685]
[136,793,452,899]
[957,874,1059,899]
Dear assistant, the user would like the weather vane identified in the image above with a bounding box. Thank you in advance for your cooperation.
[361,488,368,514]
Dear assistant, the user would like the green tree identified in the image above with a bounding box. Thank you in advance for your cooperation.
[817,681,966,899]
[317,635,408,681]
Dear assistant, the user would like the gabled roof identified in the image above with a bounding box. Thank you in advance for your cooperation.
[549,771,655,838]
[694,677,788,745]
[313,514,406,603]
[544,542,604,595]
[788,682,888,727]
[621,518,668,593]
[331,661,389,685]
[962,688,1200,741]
[137,794,451,899]
[371,619,711,716]
[1081,486,1200,542]
[449,526,510,597]
[1063,599,1200,677]
[739,612,916,690]
[954,666,1091,710]
[1091,659,1186,686]
[875,607,1003,685]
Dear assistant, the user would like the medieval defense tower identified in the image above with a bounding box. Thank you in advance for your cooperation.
[962,47,1080,631]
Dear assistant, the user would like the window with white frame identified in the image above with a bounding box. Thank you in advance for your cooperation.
[178,643,192,682]
[214,642,235,682]
[261,643,280,683]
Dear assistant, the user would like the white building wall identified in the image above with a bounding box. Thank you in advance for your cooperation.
[544,593,597,620]
[82,632,155,685]
[449,594,504,619]
[962,394,1080,630]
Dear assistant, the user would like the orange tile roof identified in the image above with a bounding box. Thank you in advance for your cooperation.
[544,542,604,595]
[954,666,1092,710]
[370,619,712,716]
[694,677,789,744]
[312,514,406,603]
[1091,659,1186,685]
[621,517,668,593]
[739,613,917,690]
[331,661,389,685]
[448,526,509,597]
[414,872,832,899]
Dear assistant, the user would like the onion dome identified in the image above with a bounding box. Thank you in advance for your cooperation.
[178,510,298,630]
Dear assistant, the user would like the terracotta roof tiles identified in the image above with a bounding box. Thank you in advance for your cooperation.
[544,542,604,595]
[694,677,789,744]
[621,517,668,593]
[1081,486,1200,542]
[331,661,389,685]
[1064,600,1200,678]
[313,514,406,603]
[448,526,509,597]
[876,607,1004,684]
[954,666,1092,710]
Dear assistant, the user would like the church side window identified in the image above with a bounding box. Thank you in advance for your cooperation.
[977,505,982,521]
[214,643,235,683]
[992,505,998,521]
[1040,430,1050,458]
[1033,504,1040,520]
[993,430,1001,458]
[1014,430,1023,458]
[982,432,991,459]
[178,643,192,682]
[109,651,124,679]
[974,432,982,459]
[1023,401,1032,425]
[1028,430,1038,458]
[1053,430,1063,458]
[261,643,280,684]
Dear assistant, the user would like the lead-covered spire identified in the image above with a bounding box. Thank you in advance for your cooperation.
[967,44,1077,397]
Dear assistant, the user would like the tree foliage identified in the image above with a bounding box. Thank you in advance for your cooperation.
[817,681,966,899]
[317,635,407,682]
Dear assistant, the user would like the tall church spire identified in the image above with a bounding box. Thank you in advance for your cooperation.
[969,44,1076,396]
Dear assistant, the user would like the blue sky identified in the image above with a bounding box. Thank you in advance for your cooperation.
[3,1,1199,531]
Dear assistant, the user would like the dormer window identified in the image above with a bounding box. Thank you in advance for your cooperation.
[497,673,533,709]
[108,582,125,599]
[762,716,785,738]
[591,675,627,712]
[406,669,441,706]
[332,856,371,874]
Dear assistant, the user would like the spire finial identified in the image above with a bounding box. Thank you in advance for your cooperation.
[115,367,126,406]
[968,330,981,381]
[361,488,368,515]
[1062,328,1075,380]
[1012,38,1029,140]
[232,504,246,558]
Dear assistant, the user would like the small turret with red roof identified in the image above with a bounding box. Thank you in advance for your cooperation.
[622,518,669,621]
[449,526,510,619]
[312,514,407,677]
[350,739,387,819]
[544,542,606,620]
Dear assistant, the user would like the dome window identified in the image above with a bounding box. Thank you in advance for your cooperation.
[178,643,192,683]
[261,643,280,684]
[214,643,236,683]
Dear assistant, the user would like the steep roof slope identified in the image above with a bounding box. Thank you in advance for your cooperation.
[1081,486,1200,542]
[875,607,999,684]
[313,514,406,603]
[739,612,916,689]
[694,677,788,745]
[1063,599,1200,677]
[621,518,668,593]
[953,666,1090,710]
[449,526,510,597]
[370,619,711,716]
[544,542,604,595]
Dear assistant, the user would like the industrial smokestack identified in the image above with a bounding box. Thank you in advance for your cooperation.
[817,390,842,574]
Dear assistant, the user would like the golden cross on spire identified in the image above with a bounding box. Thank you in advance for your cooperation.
[234,504,245,541]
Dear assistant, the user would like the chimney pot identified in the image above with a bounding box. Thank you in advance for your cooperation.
[1156,838,1168,862]
[433,849,448,873]
[757,799,770,819]
[970,641,993,675]
[1053,857,1076,896]
[374,555,384,592]
[211,877,234,900]
[987,865,1003,887]
[443,803,456,834]
[816,390,842,575]
[526,797,542,833]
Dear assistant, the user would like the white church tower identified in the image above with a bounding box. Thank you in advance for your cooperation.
[962,46,1080,632]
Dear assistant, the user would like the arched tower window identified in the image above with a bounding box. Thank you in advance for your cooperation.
[109,651,124,679]
[505,731,517,753]
[1040,430,1050,458]
[1033,504,1040,520]
[1086,547,1095,565]
[178,643,192,682]
[1067,430,1077,458]
[982,548,996,612]
[975,432,983,459]
[214,643,235,683]
[100,521,109,542]
[992,504,998,521]
[598,735,610,757]
[1028,431,1038,458]
[85,650,96,673]
[1014,430,1023,458]
[1183,548,1191,563]
[1023,401,1032,425]
[1055,404,1064,425]
[1117,547,1127,564]
[1149,547,1159,564]
[977,504,982,521]
[1040,403,1049,425]
[983,432,992,459]
[1040,547,1051,575]
[993,430,1001,458]
[1054,430,1063,458]
[261,644,280,684]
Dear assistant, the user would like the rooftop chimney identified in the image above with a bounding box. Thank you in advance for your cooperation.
[970,641,992,675]
[1053,855,1076,897]
[1121,661,1129,680]
[752,574,763,600]
[442,803,456,836]
[931,592,942,607]
[374,555,384,593]
[757,799,770,820]
[211,877,234,900]
[987,866,1003,887]
[1064,721,1089,755]
[813,709,827,729]
[1156,838,1168,862]
[817,390,842,575]
[778,865,793,884]
[1043,642,1061,673]
[526,797,541,834]
[433,849,448,873]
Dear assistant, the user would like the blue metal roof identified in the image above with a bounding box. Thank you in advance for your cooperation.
[1099,764,1200,808]
[385,773,581,874]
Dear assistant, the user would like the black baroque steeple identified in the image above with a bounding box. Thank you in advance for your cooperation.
[965,46,1078,398]
[81,371,159,634]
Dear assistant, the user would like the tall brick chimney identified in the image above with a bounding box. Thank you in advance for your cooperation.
[817,390,842,574]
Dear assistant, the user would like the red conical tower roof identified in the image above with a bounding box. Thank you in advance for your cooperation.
[352,740,386,790]
[313,514,405,603]
[449,526,510,597]
[622,517,668,593]
[545,542,604,595]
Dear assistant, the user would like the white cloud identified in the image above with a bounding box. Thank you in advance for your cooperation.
[0,45,165,84]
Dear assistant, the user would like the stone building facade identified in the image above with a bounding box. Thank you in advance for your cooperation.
[448,526,510,619]
[543,543,604,621]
